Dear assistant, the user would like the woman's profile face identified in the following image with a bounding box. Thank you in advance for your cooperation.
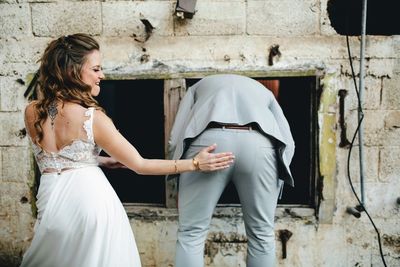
[81,50,104,97]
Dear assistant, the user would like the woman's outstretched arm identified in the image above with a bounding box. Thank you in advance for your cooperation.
[93,110,234,175]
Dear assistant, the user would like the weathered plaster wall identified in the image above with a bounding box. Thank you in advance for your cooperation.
[1,0,399,266]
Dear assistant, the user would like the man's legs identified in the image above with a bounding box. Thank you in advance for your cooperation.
[233,131,282,267]
[175,129,232,267]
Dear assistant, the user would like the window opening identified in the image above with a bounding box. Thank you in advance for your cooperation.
[95,79,165,204]
[328,0,399,35]
[93,76,317,207]
[275,77,316,206]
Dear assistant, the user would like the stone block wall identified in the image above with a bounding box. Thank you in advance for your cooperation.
[1,0,399,266]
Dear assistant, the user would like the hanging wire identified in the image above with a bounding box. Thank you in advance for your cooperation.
[345,33,387,267]
[24,70,39,100]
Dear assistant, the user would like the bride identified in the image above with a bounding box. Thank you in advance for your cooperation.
[21,33,234,267]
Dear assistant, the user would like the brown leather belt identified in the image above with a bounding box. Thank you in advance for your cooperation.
[223,125,252,130]
[208,122,253,130]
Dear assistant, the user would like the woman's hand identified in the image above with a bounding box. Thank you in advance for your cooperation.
[97,156,127,169]
[193,144,234,172]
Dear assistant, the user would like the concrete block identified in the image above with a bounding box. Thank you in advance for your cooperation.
[174,1,246,36]
[365,36,396,59]
[0,37,49,64]
[31,2,102,37]
[313,225,347,267]
[394,58,400,76]
[142,36,269,67]
[97,37,144,70]
[379,147,400,183]
[278,37,348,60]
[366,58,395,78]
[382,74,400,109]
[133,219,178,266]
[0,3,31,38]
[384,111,400,129]
[361,181,400,219]
[339,58,394,83]
[345,110,400,147]
[347,146,379,183]
[345,109,400,147]
[0,77,29,112]
[0,63,39,78]
[340,76,382,111]
[1,147,31,183]
[102,1,174,37]
[318,199,335,224]
[0,112,27,146]
[364,128,400,147]
[247,0,319,36]
[0,182,30,217]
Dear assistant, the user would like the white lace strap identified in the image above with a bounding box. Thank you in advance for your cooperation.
[83,107,95,143]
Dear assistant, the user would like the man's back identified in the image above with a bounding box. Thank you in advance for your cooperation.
[168,73,295,185]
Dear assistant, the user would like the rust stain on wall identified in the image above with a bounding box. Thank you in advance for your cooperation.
[205,232,247,264]
[383,234,400,254]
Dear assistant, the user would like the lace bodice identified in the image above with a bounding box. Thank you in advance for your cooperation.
[31,108,102,174]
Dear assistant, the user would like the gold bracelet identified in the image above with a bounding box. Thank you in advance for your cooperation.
[174,160,179,173]
[192,157,200,171]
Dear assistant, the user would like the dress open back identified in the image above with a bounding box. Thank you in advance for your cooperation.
[21,107,141,267]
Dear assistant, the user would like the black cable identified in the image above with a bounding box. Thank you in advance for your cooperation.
[24,70,39,100]
[345,34,388,267]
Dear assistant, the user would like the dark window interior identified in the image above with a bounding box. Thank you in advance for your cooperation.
[186,77,316,206]
[275,77,316,205]
[95,79,165,204]
[328,0,399,35]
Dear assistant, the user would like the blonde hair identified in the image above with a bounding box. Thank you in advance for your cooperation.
[33,33,104,141]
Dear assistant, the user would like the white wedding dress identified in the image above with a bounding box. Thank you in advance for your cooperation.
[21,108,141,267]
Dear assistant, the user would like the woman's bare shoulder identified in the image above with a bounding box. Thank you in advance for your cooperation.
[92,109,119,136]
[24,101,39,138]
[24,101,38,121]
[93,108,113,124]
[25,100,37,110]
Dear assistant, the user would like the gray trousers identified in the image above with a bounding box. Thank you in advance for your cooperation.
[175,127,283,267]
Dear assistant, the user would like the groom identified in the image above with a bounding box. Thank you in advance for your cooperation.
[168,74,295,267]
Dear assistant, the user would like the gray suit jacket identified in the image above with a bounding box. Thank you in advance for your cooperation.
[167,74,295,186]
